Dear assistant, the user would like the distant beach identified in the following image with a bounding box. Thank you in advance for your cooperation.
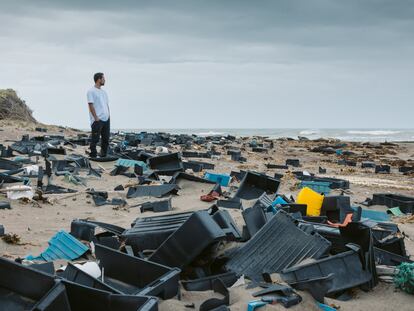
[114,128,414,142]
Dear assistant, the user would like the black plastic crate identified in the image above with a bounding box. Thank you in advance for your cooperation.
[230,170,247,181]
[312,177,349,189]
[183,161,203,172]
[211,210,242,241]
[252,147,268,153]
[293,174,349,190]
[124,209,232,252]
[242,205,268,238]
[181,151,211,158]
[374,247,412,266]
[188,160,215,170]
[321,196,351,222]
[372,193,414,213]
[181,272,238,291]
[399,166,414,173]
[149,211,226,269]
[33,281,158,311]
[297,222,347,254]
[126,184,179,198]
[216,198,242,209]
[266,164,288,169]
[286,159,300,167]
[94,244,180,299]
[226,211,331,281]
[274,173,284,180]
[375,165,390,174]
[280,203,307,216]
[234,171,280,200]
[63,263,117,294]
[147,152,184,176]
[361,161,376,168]
[0,257,57,310]
[281,245,372,295]
[140,198,172,213]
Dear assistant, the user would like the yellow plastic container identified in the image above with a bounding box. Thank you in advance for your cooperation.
[297,187,324,216]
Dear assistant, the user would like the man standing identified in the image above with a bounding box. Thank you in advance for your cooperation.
[87,72,110,158]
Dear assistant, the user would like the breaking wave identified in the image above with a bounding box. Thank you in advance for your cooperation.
[299,129,320,135]
[197,131,225,137]
[347,130,401,136]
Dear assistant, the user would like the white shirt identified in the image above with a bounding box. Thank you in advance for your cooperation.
[87,87,110,125]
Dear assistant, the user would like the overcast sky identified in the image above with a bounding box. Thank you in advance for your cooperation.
[0,0,413,129]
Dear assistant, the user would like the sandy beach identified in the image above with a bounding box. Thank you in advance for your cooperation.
[0,120,413,310]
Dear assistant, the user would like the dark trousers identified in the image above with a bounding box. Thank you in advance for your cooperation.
[90,119,110,157]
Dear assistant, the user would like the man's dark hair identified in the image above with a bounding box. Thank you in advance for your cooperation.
[94,72,104,82]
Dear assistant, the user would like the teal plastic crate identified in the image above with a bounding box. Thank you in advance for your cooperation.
[116,158,148,171]
[299,181,331,194]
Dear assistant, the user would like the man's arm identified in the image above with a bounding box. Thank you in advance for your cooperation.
[88,103,100,122]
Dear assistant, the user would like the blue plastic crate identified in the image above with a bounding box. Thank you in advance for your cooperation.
[204,172,231,187]
[272,196,288,207]
[26,231,89,261]
[299,181,331,194]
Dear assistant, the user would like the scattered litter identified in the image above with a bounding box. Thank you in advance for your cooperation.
[199,279,230,311]
[0,130,413,309]
[23,164,39,175]
[286,159,300,167]
[43,184,77,194]
[139,197,172,213]
[201,183,222,202]
[2,233,21,244]
[387,207,404,216]
[114,184,124,191]
[72,261,101,278]
[317,302,337,311]
[127,184,179,198]
[375,164,391,174]
[394,262,414,294]
[181,272,238,291]
[88,189,127,207]
[64,173,87,186]
[5,185,34,200]
[0,201,11,209]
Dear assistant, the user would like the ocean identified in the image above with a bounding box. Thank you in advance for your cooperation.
[115,129,414,142]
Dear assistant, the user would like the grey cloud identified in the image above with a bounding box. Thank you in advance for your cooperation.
[0,1,412,128]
